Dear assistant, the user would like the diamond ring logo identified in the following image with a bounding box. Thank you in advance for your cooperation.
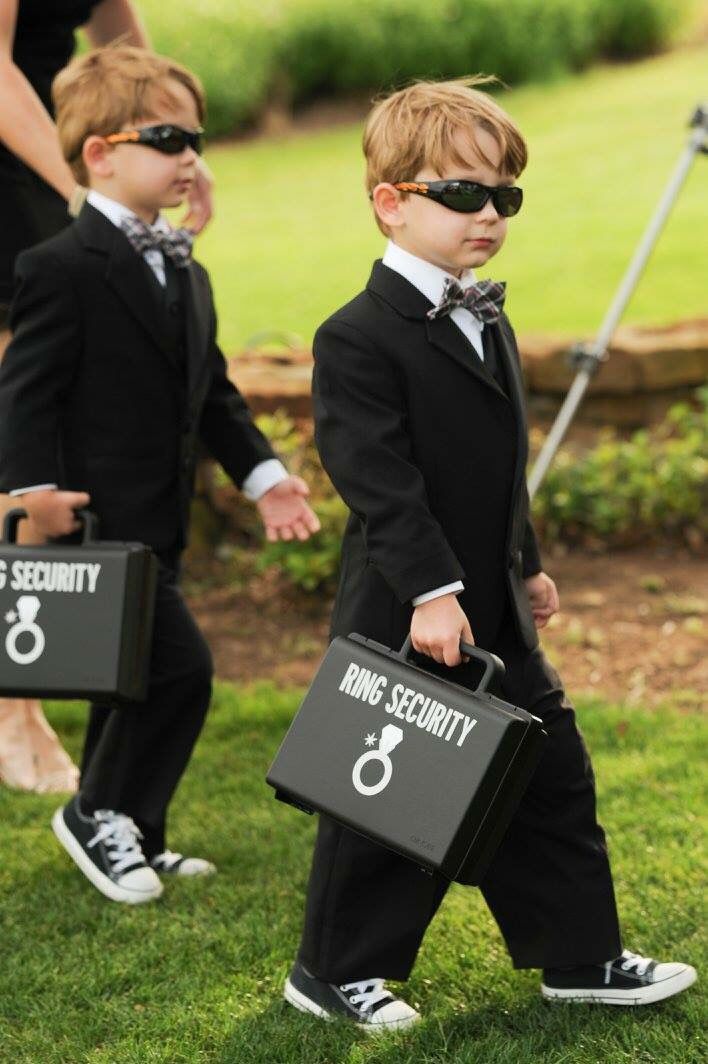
[352,723,403,797]
[5,595,46,665]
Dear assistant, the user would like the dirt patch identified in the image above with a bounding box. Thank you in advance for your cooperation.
[187,547,706,707]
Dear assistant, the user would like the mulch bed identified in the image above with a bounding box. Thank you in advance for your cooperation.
[186,546,706,707]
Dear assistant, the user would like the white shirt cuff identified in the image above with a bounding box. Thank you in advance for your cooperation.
[9,484,58,496]
[241,459,289,501]
[411,581,465,607]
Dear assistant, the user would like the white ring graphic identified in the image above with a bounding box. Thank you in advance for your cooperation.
[352,750,393,796]
[5,595,46,665]
[351,723,403,798]
[6,622,45,665]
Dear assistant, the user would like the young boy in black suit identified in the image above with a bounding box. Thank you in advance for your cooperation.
[283,77,695,1029]
[0,46,319,904]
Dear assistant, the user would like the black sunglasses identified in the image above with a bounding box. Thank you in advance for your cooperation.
[105,124,204,155]
[393,179,523,217]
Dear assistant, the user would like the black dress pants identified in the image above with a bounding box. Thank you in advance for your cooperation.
[298,606,622,982]
[79,557,213,858]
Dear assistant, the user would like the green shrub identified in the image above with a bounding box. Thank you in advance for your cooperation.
[139,0,276,135]
[256,389,706,593]
[533,387,708,544]
[138,0,687,136]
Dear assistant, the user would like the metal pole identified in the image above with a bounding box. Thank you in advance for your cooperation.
[528,103,708,499]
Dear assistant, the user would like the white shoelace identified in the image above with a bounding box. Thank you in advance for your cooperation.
[604,949,652,984]
[340,978,392,1014]
[619,950,652,976]
[87,810,145,875]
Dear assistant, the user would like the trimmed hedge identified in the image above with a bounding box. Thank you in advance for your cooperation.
[138,0,684,136]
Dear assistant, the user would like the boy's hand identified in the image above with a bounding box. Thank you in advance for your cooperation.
[525,571,560,629]
[16,489,91,539]
[410,593,474,667]
[255,476,321,542]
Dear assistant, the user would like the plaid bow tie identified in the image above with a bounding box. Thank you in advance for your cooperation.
[120,216,194,268]
[427,277,506,324]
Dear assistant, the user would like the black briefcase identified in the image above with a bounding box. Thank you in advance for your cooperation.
[0,509,157,701]
[267,633,546,884]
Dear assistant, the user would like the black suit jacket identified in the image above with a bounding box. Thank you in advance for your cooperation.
[314,260,543,651]
[0,204,276,552]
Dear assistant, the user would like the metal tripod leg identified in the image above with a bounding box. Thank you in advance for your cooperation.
[528,103,708,499]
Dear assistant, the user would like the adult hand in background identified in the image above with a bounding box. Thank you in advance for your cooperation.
[181,157,214,234]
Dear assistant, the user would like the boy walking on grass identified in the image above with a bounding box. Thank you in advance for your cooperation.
[0,45,320,904]
[283,77,696,1031]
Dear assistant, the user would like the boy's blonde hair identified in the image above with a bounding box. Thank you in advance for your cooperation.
[53,45,206,185]
[363,76,527,234]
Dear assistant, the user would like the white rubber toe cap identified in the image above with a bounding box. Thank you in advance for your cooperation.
[175,857,216,876]
[117,866,163,901]
[367,999,420,1031]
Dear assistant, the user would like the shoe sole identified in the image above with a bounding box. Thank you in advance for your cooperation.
[541,966,697,1006]
[51,807,163,905]
[283,979,419,1033]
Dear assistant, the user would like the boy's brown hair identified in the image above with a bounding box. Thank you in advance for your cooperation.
[363,76,527,234]
[53,45,206,185]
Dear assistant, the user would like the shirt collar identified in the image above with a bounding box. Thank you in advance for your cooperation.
[86,189,170,234]
[381,240,477,307]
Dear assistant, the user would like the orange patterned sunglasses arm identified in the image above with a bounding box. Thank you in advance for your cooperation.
[393,182,430,193]
[104,131,141,145]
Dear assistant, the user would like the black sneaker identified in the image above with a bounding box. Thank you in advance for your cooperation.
[284,960,420,1032]
[542,949,697,1005]
[52,796,163,904]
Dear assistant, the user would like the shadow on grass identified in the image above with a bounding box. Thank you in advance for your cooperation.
[213,992,697,1064]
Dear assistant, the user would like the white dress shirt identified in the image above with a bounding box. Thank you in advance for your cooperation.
[382,240,487,606]
[11,190,288,503]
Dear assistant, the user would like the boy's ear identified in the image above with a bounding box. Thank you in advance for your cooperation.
[372,183,405,230]
[82,135,115,179]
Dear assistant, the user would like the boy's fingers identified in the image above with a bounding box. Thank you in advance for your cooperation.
[305,510,322,533]
[460,622,475,662]
[64,491,91,508]
[443,638,461,667]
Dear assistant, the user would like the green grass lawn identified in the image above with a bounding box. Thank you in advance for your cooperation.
[0,685,705,1063]
[191,44,708,355]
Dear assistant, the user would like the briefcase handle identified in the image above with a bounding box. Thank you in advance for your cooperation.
[1,507,99,544]
[2,507,28,544]
[398,634,506,693]
[73,508,100,543]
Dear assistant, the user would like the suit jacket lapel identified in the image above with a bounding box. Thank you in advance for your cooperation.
[180,263,211,395]
[426,313,508,399]
[493,316,530,491]
[367,260,508,399]
[75,204,178,369]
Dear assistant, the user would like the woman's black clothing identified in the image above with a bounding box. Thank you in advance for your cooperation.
[0,0,102,305]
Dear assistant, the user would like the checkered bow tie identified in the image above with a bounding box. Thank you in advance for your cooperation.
[427,277,507,324]
[120,216,194,268]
